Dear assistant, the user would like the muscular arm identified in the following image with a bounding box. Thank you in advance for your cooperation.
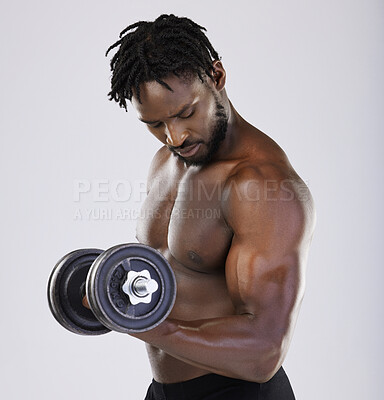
[133,166,315,382]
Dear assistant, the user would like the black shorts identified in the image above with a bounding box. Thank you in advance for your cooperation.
[144,367,295,400]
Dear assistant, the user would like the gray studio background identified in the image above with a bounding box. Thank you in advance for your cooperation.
[1,1,383,399]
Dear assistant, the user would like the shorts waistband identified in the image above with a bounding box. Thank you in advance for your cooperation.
[150,373,245,399]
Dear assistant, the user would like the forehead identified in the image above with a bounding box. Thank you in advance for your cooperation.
[132,75,207,118]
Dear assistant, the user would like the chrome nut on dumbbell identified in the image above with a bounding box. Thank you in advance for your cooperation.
[122,270,159,305]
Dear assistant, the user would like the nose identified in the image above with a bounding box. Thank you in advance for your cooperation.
[165,121,188,147]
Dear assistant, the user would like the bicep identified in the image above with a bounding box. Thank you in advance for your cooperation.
[222,168,314,337]
[225,235,304,331]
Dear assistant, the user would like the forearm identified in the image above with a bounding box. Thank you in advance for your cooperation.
[131,314,282,382]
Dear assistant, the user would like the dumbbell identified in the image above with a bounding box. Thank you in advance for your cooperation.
[47,243,176,335]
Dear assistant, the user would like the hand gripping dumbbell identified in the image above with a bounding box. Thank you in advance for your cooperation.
[47,244,176,335]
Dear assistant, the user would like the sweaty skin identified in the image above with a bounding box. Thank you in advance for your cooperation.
[130,61,316,384]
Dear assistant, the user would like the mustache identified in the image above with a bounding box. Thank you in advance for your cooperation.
[168,140,201,151]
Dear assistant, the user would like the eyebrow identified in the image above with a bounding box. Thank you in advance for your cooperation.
[139,103,193,124]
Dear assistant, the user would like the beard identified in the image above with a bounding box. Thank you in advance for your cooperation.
[168,99,229,167]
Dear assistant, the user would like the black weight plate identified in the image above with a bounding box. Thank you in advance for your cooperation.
[86,243,176,333]
[48,249,111,335]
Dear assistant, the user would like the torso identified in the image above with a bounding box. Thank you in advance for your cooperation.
[136,124,295,383]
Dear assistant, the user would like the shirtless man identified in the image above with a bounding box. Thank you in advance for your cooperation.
[106,14,315,400]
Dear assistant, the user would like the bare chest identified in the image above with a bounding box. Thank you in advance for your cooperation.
[136,169,233,273]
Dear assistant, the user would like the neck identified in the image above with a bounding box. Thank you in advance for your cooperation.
[212,96,243,162]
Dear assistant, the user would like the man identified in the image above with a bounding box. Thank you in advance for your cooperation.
[106,14,315,400]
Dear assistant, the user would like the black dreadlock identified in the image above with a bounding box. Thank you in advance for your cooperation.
[106,14,220,109]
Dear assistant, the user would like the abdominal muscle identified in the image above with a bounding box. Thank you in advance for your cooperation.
[145,252,236,384]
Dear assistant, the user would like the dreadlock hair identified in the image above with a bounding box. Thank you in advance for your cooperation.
[105,14,220,110]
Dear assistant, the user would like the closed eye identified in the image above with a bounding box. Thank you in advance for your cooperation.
[146,110,194,128]
[179,111,194,119]
[148,122,163,128]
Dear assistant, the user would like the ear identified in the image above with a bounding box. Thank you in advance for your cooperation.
[211,60,226,91]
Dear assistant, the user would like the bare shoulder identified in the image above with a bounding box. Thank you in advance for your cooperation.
[222,138,316,243]
[146,145,173,192]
